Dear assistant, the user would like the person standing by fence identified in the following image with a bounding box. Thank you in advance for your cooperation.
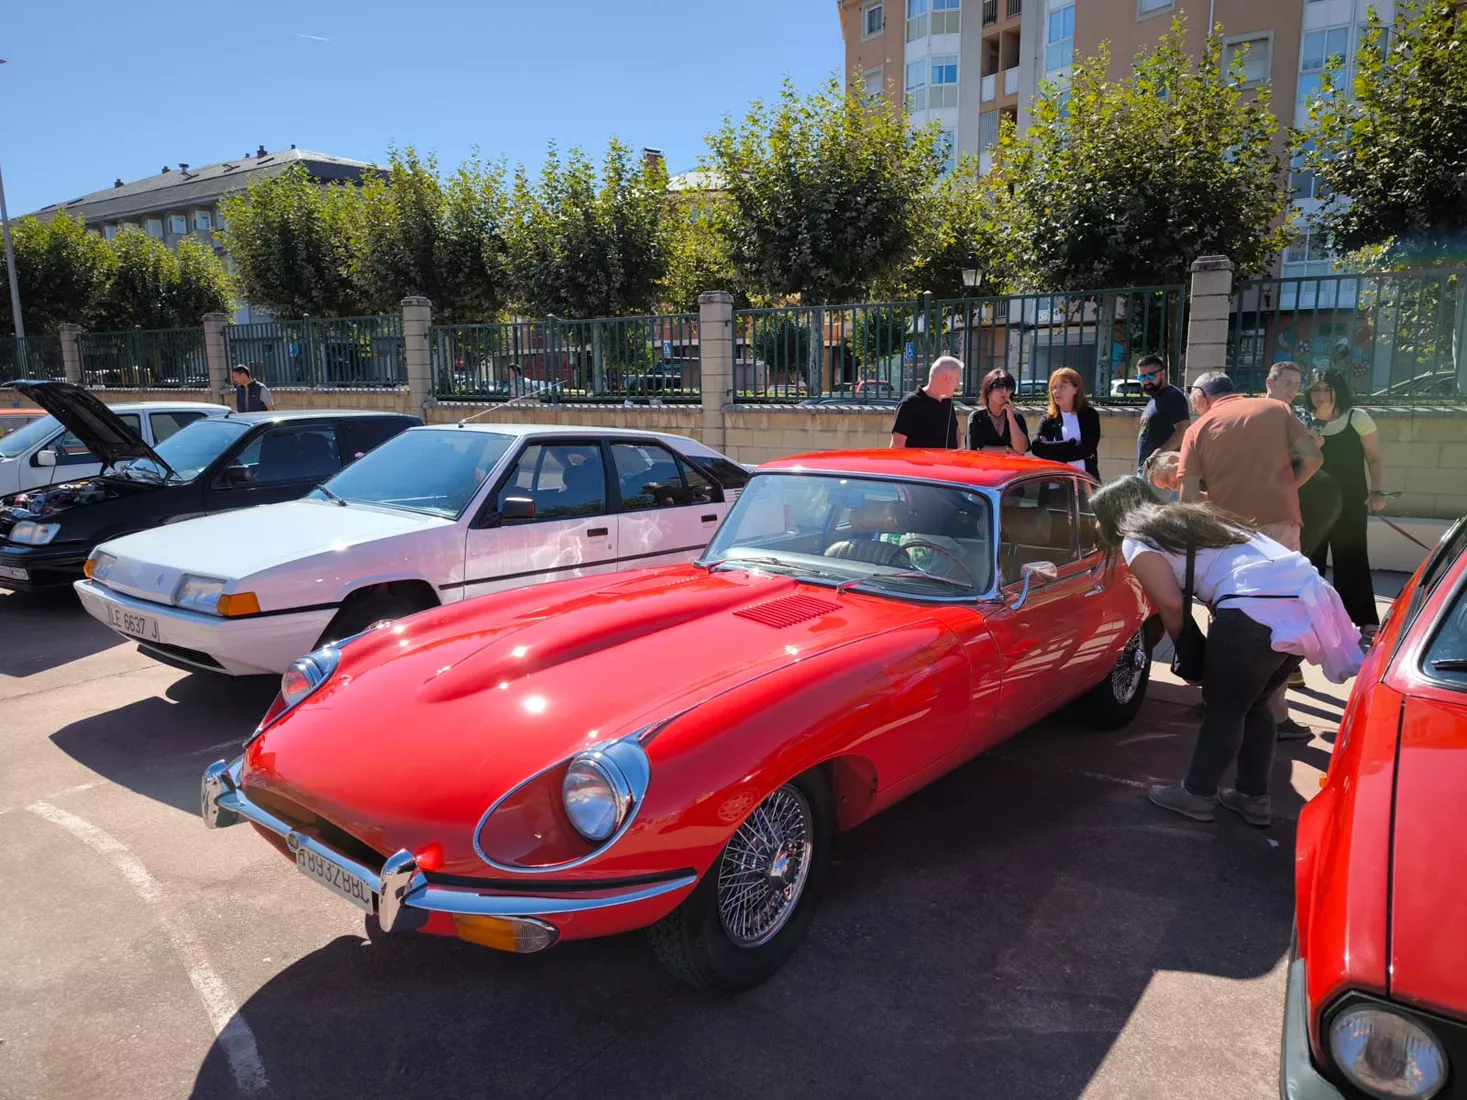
[1135,354,1190,475]
[967,369,1030,454]
[231,365,274,413]
[1266,361,1341,560]
[890,357,962,449]
[1030,368,1100,478]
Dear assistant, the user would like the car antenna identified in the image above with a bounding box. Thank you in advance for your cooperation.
[457,389,544,425]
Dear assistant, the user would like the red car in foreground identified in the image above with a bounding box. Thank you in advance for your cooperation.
[1285,516,1467,1099]
[203,450,1154,989]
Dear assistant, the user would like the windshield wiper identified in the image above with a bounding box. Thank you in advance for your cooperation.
[699,555,846,581]
[1432,657,1467,672]
[836,570,974,595]
[316,484,349,507]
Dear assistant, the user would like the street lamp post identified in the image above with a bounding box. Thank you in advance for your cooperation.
[0,59,22,342]
[961,254,982,382]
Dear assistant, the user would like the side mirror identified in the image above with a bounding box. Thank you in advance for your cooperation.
[33,449,57,468]
[499,496,536,522]
[1008,560,1058,611]
[220,464,251,487]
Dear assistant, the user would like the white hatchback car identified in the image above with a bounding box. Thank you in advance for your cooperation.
[75,423,750,676]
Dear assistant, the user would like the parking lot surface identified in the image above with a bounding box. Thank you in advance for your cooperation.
[0,585,1369,1100]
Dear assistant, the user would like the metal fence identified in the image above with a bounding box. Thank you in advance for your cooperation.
[432,313,700,403]
[732,286,1186,404]
[225,315,405,389]
[0,335,66,383]
[79,328,209,389]
[1229,270,1466,402]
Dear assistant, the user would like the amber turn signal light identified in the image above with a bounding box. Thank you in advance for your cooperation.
[451,914,559,954]
[82,559,95,579]
[216,592,261,617]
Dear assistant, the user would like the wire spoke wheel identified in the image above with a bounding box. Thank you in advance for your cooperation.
[716,784,814,949]
[1110,629,1148,704]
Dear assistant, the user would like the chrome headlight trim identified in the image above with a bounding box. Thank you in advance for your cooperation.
[279,646,341,710]
[1329,1004,1448,1100]
[10,520,60,545]
[174,573,228,614]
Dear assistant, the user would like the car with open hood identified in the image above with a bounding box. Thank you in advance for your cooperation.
[76,424,749,675]
[1282,516,1467,1100]
[0,380,417,592]
[0,381,229,497]
[201,449,1156,990]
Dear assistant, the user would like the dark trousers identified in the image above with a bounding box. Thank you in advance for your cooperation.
[1186,610,1302,798]
[1310,507,1379,627]
[1298,471,1342,559]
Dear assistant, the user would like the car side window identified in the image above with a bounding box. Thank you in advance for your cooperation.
[611,442,711,511]
[228,425,341,485]
[340,417,409,462]
[1398,518,1467,641]
[999,477,1078,585]
[1421,577,1467,691]
[1077,481,1100,558]
[149,411,205,443]
[496,443,607,522]
[54,414,142,464]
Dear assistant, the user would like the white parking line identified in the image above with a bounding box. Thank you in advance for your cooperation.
[27,801,271,1097]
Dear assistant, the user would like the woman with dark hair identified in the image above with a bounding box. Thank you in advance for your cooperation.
[1307,369,1386,637]
[1090,477,1361,826]
[967,369,1030,454]
[1031,368,1101,478]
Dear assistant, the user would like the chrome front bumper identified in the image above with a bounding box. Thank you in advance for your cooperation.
[202,758,696,948]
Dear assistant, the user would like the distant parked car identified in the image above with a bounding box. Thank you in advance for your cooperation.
[0,383,417,593]
[76,425,750,676]
[622,360,695,395]
[0,383,229,497]
[1110,379,1145,399]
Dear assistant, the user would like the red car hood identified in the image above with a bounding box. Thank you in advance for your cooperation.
[243,566,951,872]
[1390,694,1467,1019]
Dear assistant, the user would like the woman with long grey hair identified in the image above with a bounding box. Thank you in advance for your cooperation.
[1089,478,1360,826]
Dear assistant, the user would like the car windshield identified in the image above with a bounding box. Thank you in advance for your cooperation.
[0,414,60,459]
[311,428,515,517]
[122,417,250,482]
[702,473,995,596]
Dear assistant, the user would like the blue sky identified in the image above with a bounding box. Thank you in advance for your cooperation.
[4,0,844,216]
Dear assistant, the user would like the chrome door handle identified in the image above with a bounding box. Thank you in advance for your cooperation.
[1083,584,1105,597]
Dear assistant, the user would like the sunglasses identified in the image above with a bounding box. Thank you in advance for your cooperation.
[1137,371,1162,381]
[992,381,1015,391]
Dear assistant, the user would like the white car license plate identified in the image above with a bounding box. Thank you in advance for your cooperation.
[105,605,162,642]
[0,564,27,581]
[296,845,375,913]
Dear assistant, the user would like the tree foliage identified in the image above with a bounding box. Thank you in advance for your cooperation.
[706,76,945,304]
[219,164,360,318]
[658,199,748,311]
[95,229,232,330]
[0,211,115,335]
[987,19,1288,289]
[882,155,1011,298]
[506,139,671,317]
[1299,0,1467,265]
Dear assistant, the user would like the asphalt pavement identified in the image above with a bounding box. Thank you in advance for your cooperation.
[0,581,1389,1100]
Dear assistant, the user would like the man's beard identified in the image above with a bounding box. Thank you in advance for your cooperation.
[1141,380,1163,395]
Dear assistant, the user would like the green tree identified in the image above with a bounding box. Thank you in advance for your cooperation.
[95,229,231,329]
[658,201,747,311]
[506,139,671,318]
[350,146,510,320]
[1298,0,1467,265]
[988,19,1288,289]
[169,236,235,325]
[882,155,1010,298]
[705,76,944,303]
[219,163,361,318]
[0,211,115,335]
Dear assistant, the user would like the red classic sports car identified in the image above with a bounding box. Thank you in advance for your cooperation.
[203,450,1155,990]
[1284,516,1467,1099]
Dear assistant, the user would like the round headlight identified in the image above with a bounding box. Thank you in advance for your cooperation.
[279,648,339,709]
[1330,1006,1448,1099]
[562,754,633,842]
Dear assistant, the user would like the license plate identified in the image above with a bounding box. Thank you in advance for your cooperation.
[105,605,161,642]
[0,564,26,581]
[296,845,376,913]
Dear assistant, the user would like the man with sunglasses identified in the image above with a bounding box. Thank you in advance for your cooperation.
[1135,354,1190,474]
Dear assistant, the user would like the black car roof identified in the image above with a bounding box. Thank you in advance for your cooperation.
[222,410,420,424]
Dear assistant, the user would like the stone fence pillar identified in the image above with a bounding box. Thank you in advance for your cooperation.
[1184,255,1235,387]
[402,297,433,416]
[698,291,734,451]
[58,324,83,384]
[203,312,230,396]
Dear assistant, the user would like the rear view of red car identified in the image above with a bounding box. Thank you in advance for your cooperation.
[1285,517,1467,1100]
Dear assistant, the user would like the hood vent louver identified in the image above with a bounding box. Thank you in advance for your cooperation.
[734,594,840,629]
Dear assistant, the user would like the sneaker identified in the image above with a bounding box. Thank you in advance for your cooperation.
[1276,717,1315,741]
[1147,783,1216,822]
[1288,669,1306,688]
[1217,788,1272,827]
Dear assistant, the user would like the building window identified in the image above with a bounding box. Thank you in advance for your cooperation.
[862,66,885,98]
[905,59,928,110]
[1223,33,1272,86]
[1283,227,1332,269]
[939,129,956,174]
[1138,0,1172,16]
[907,0,928,41]
[1046,3,1075,72]
[103,225,117,241]
[216,211,228,233]
[144,218,163,239]
[193,211,212,233]
[1298,25,1350,102]
[930,55,959,107]
[862,1,883,38]
[1289,146,1328,201]
[931,0,960,34]
[169,214,188,235]
[979,109,1000,151]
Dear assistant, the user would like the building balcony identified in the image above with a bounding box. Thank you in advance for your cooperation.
[1004,66,1020,96]
[983,0,998,24]
[981,74,996,102]
[1007,0,1022,17]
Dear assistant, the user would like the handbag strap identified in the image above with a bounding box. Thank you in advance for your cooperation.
[1181,545,1196,620]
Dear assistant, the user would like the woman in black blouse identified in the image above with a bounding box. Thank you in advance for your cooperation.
[1030,367,1101,479]
[967,368,1031,454]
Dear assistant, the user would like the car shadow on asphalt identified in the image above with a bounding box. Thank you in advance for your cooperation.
[188,695,1305,1100]
[0,587,121,678]
[48,672,279,816]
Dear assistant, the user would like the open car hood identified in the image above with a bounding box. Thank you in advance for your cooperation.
[0,380,173,476]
